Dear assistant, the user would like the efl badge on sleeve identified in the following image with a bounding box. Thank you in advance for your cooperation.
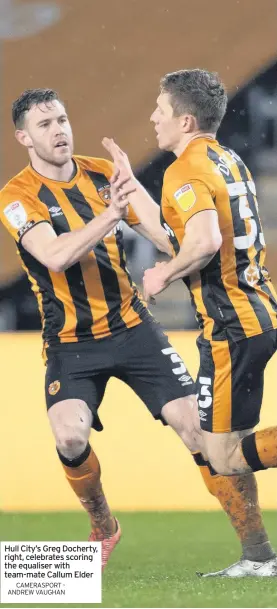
[173,184,196,212]
[4,201,27,229]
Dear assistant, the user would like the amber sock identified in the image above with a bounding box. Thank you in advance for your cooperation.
[241,427,277,471]
[193,452,275,562]
[57,443,116,540]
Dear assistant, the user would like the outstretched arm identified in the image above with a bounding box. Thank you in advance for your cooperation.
[102,137,172,255]
[20,176,135,273]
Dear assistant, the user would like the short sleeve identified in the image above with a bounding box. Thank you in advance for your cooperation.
[0,189,49,243]
[125,204,140,226]
[164,176,216,227]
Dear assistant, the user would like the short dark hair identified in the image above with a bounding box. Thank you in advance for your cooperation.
[12,88,63,128]
[160,69,227,133]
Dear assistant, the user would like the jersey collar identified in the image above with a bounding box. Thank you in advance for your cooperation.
[27,157,81,188]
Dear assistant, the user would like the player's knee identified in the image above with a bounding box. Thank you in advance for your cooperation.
[179,428,202,453]
[56,431,87,459]
[207,450,233,476]
[162,395,197,427]
[163,395,202,452]
[204,441,231,475]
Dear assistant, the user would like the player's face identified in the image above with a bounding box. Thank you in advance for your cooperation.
[20,100,73,166]
[150,93,183,151]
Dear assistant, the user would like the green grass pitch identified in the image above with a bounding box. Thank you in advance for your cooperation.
[0,511,276,608]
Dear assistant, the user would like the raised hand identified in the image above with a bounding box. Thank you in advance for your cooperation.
[102,137,136,186]
[109,172,137,220]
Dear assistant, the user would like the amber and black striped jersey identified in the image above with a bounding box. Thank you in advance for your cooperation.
[0,155,147,347]
[161,137,277,342]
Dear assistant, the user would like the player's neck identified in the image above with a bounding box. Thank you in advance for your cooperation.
[173,131,216,158]
[29,157,76,182]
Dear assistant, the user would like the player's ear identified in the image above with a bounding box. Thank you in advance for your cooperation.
[180,114,197,133]
[15,129,32,148]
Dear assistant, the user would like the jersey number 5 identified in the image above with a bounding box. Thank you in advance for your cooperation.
[233,194,265,251]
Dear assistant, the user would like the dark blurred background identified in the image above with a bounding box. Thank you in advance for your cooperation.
[1,0,276,331]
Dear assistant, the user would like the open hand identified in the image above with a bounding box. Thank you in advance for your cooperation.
[102,137,135,185]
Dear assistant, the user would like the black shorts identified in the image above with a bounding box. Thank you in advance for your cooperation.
[196,329,277,433]
[45,318,195,431]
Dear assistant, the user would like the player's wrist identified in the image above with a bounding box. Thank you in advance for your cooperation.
[159,262,172,285]
[105,204,123,223]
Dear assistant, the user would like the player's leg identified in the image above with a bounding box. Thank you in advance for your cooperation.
[201,330,277,476]
[202,427,277,475]
[45,349,117,542]
[161,383,276,574]
[197,333,276,576]
[47,398,116,539]
[115,318,271,567]
[114,316,201,450]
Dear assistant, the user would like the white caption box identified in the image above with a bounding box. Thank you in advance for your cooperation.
[0,541,101,604]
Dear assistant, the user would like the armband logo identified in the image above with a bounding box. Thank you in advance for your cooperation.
[17,220,35,239]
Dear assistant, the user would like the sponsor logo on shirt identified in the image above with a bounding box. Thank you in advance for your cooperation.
[49,206,63,217]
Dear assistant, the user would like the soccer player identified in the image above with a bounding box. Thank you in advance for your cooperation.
[0,88,204,571]
[103,69,277,577]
